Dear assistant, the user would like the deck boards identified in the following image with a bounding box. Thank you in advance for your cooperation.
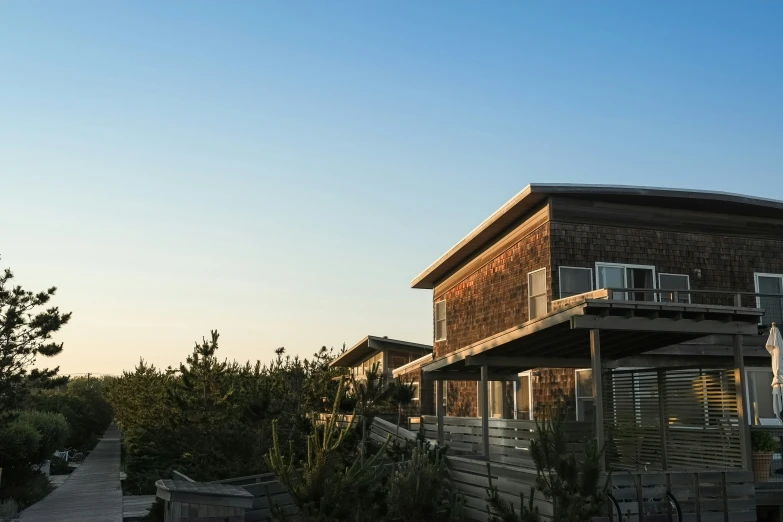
[19,424,123,522]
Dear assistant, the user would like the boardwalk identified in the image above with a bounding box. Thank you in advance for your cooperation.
[19,424,122,522]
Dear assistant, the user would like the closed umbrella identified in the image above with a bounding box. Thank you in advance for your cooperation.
[766,322,783,420]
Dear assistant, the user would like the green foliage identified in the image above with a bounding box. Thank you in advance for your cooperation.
[26,376,114,451]
[265,379,389,522]
[751,430,778,453]
[0,498,19,521]
[485,466,540,522]
[13,410,70,463]
[0,418,41,462]
[105,332,347,494]
[388,378,416,439]
[529,415,608,522]
[386,441,464,522]
[0,469,52,509]
[0,256,71,411]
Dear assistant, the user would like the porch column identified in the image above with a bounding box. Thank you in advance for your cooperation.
[590,329,605,471]
[480,364,490,460]
[502,381,512,419]
[436,379,445,446]
[733,334,751,470]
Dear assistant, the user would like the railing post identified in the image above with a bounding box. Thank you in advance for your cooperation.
[733,334,752,470]
[436,379,445,446]
[590,329,606,471]
[734,293,742,307]
[481,365,490,460]
[657,369,669,471]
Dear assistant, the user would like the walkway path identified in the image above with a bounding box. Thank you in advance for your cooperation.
[19,424,122,522]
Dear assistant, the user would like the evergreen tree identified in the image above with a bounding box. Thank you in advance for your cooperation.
[0,257,71,411]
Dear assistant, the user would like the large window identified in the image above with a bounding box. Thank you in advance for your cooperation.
[435,300,447,341]
[755,273,783,326]
[478,381,505,418]
[747,368,777,424]
[410,381,420,402]
[658,273,690,303]
[575,369,594,422]
[559,266,593,299]
[514,371,533,420]
[528,268,547,320]
[596,263,656,301]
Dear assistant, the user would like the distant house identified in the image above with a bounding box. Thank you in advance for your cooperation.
[329,335,432,395]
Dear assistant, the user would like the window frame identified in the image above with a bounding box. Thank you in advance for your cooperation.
[658,272,691,303]
[513,370,534,421]
[434,300,447,341]
[595,262,657,301]
[410,381,420,402]
[558,266,594,299]
[754,273,783,326]
[745,366,780,425]
[575,368,594,422]
[478,380,506,419]
[527,267,548,320]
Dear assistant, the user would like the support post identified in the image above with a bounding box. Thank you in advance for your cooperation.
[502,381,512,419]
[436,379,445,446]
[480,365,490,460]
[656,369,669,471]
[590,329,606,471]
[733,334,751,470]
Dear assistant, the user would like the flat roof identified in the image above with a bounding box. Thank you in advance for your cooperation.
[329,335,432,368]
[411,184,783,289]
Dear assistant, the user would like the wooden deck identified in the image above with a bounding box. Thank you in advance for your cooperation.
[19,424,122,522]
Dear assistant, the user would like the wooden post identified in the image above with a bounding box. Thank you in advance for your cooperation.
[436,379,445,446]
[502,381,512,419]
[481,365,490,460]
[733,334,751,470]
[590,329,606,471]
[656,369,669,471]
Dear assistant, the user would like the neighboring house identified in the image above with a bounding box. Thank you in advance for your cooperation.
[407,184,783,424]
[330,334,432,385]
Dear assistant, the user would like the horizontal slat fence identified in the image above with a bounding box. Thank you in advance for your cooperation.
[604,368,743,471]
[422,415,591,468]
[597,471,756,522]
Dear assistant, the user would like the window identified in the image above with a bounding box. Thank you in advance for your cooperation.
[528,268,547,320]
[575,369,594,422]
[359,352,383,376]
[755,273,783,326]
[559,267,593,299]
[658,273,690,303]
[389,350,413,370]
[514,371,533,420]
[435,300,447,341]
[479,381,506,418]
[747,368,777,424]
[410,381,420,401]
[596,263,656,301]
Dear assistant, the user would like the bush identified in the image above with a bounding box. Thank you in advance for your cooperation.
[49,455,73,475]
[0,419,41,462]
[752,430,778,453]
[15,410,70,463]
[0,468,52,509]
[0,498,19,521]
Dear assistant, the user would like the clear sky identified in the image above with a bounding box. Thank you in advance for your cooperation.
[1,2,781,375]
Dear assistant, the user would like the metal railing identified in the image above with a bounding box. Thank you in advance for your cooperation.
[750,425,783,485]
[603,288,783,326]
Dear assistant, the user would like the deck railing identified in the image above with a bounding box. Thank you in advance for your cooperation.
[600,288,783,326]
[750,425,783,486]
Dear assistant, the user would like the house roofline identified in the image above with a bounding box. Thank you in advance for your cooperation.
[329,335,432,368]
[410,184,783,290]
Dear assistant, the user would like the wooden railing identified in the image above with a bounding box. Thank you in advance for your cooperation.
[421,415,591,469]
[749,425,783,487]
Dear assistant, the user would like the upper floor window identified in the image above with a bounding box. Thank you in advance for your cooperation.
[658,273,690,303]
[755,273,783,326]
[528,268,547,320]
[596,262,656,301]
[559,266,593,299]
[434,300,447,341]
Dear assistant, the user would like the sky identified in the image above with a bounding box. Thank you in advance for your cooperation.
[1,2,781,376]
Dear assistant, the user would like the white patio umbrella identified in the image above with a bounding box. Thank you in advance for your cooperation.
[766,322,783,420]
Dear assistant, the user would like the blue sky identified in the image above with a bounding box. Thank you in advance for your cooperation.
[1,2,781,374]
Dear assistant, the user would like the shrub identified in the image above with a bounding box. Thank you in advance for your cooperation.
[0,498,19,521]
[15,410,70,463]
[0,419,41,462]
[49,455,73,475]
[751,430,778,453]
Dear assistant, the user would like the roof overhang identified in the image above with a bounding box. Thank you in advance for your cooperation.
[411,184,783,289]
[330,335,432,368]
[421,296,763,377]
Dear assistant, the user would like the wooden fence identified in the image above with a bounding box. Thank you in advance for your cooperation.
[422,415,591,469]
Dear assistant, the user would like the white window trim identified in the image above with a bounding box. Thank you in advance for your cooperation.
[528,267,548,320]
[477,381,505,419]
[434,300,447,341]
[558,266,594,299]
[745,367,781,425]
[658,272,691,303]
[595,262,657,301]
[513,370,534,420]
[410,381,420,402]
[575,368,594,422]
[754,273,783,326]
